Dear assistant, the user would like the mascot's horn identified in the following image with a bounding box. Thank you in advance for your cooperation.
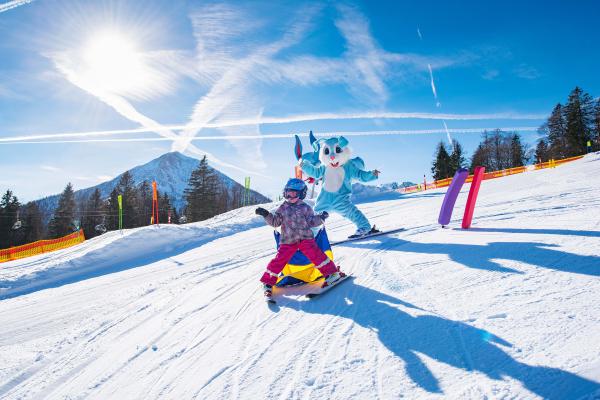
[294,135,303,160]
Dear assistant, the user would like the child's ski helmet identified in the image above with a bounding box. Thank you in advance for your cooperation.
[283,178,307,200]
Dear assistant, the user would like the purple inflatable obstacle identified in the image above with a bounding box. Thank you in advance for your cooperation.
[438,168,469,227]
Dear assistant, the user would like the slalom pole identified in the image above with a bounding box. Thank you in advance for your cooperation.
[152,181,159,225]
[118,195,123,233]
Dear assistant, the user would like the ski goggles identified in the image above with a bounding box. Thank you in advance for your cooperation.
[283,189,299,199]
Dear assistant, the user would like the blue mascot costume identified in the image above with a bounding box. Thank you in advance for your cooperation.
[297,133,380,238]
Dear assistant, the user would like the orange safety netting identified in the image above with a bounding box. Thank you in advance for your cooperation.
[400,155,585,194]
[0,229,85,263]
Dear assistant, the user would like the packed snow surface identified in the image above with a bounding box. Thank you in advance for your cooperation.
[1,154,600,399]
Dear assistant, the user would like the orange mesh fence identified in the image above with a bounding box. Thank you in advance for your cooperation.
[399,155,584,194]
[0,230,85,263]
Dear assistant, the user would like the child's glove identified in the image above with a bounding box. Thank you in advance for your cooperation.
[255,207,269,217]
[320,211,329,220]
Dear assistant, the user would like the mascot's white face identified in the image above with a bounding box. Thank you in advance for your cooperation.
[318,137,352,168]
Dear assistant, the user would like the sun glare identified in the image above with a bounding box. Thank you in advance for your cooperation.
[81,30,149,95]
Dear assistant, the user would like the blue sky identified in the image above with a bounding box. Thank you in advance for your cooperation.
[1,0,599,201]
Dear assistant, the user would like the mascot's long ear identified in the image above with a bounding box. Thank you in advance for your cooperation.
[312,137,322,152]
[294,135,303,160]
[309,130,317,147]
[339,136,349,148]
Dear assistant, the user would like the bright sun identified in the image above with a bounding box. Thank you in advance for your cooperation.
[81,30,149,95]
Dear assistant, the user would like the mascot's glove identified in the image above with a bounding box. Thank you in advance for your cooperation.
[255,207,270,217]
[320,211,329,220]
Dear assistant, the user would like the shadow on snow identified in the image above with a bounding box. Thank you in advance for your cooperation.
[283,281,600,398]
[337,234,600,276]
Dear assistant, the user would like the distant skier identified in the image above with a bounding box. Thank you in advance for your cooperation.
[255,178,344,302]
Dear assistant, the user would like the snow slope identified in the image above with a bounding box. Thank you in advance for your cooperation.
[1,154,600,399]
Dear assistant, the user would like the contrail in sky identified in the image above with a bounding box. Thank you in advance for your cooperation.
[0,0,33,13]
[0,111,545,143]
[442,121,453,146]
[0,126,540,145]
[427,64,441,108]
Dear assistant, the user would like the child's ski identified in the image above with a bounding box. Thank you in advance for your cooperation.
[306,274,352,298]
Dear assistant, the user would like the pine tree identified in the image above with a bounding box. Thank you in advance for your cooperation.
[106,189,120,231]
[448,140,466,176]
[535,139,549,163]
[184,156,220,222]
[137,181,152,226]
[431,141,452,180]
[20,202,44,244]
[470,131,494,172]
[593,98,600,151]
[48,183,77,238]
[81,189,106,238]
[546,104,568,158]
[509,133,526,167]
[563,87,594,156]
[116,171,139,228]
[159,192,172,224]
[470,143,487,172]
[0,190,20,248]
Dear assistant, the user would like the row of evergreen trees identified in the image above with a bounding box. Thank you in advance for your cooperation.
[0,173,178,248]
[1,155,263,249]
[535,87,600,162]
[432,131,529,181]
[432,87,599,181]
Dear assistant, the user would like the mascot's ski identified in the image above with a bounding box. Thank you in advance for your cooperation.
[330,227,405,246]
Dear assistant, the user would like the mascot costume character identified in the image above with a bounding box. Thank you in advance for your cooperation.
[295,132,381,238]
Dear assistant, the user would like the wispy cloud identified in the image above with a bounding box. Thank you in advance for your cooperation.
[334,4,390,103]
[514,63,540,80]
[41,165,60,172]
[173,3,321,168]
[74,176,94,182]
[0,0,33,13]
[482,69,500,80]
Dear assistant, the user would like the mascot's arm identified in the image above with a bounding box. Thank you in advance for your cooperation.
[265,206,284,227]
[300,159,325,179]
[350,162,378,182]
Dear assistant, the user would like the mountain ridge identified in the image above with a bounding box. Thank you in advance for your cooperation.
[35,152,270,220]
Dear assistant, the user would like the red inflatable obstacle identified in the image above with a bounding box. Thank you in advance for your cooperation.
[462,166,485,229]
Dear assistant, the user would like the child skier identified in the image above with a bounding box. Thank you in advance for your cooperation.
[255,178,344,301]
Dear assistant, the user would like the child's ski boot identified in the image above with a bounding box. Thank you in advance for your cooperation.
[263,284,275,303]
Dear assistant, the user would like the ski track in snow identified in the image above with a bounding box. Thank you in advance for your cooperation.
[1,154,600,399]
